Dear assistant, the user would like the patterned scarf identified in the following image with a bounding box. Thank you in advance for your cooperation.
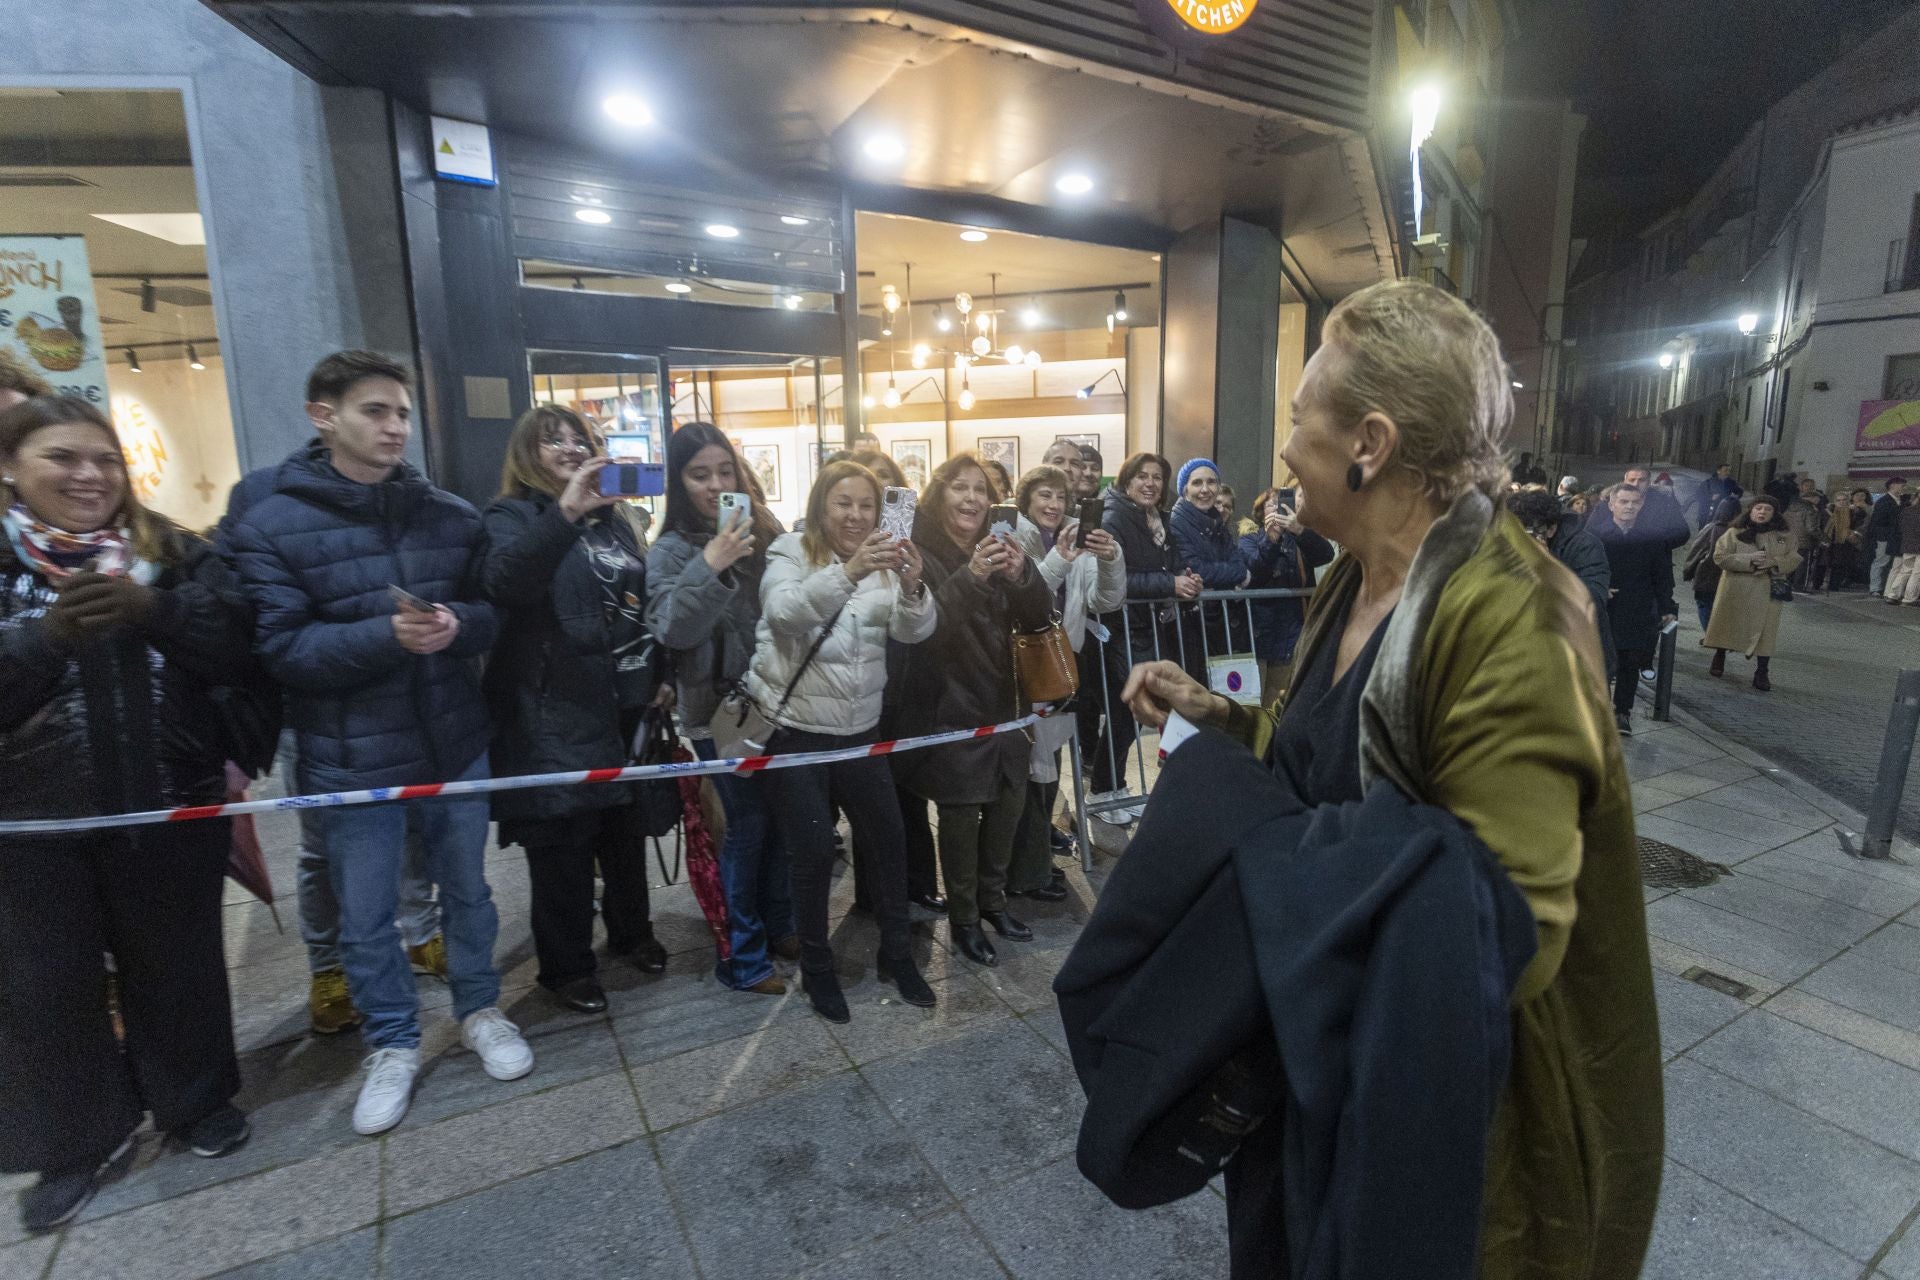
[3,502,137,581]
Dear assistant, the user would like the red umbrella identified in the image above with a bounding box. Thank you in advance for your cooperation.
[223,762,283,931]
[670,745,731,959]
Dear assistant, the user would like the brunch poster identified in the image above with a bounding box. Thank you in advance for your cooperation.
[0,236,111,408]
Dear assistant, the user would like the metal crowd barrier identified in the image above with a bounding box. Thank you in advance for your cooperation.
[1061,588,1314,871]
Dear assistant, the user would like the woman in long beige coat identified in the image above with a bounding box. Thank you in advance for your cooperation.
[1704,496,1801,690]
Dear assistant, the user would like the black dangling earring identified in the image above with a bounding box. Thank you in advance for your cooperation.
[1345,463,1364,493]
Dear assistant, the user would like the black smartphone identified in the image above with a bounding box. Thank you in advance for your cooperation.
[599,461,667,498]
[988,503,1019,538]
[1269,488,1297,520]
[1075,497,1103,548]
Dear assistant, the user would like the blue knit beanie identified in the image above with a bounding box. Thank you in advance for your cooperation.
[1176,458,1220,498]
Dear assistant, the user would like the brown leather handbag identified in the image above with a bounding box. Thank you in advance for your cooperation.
[1012,615,1080,705]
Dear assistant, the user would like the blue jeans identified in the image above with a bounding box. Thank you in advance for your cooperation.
[693,738,793,990]
[304,753,500,1049]
[1696,598,1712,631]
[296,818,440,973]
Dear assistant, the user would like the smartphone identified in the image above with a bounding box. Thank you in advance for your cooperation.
[717,491,752,531]
[1270,488,1297,519]
[988,503,1019,538]
[598,460,666,498]
[1074,497,1103,548]
[880,486,917,542]
[388,584,434,615]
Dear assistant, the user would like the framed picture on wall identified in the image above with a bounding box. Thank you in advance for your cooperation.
[891,439,932,491]
[977,436,1019,478]
[742,443,782,502]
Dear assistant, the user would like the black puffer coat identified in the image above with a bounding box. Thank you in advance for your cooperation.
[1101,487,1186,663]
[224,448,496,789]
[482,492,661,833]
[889,512,1053,806]
[0,525,254,825]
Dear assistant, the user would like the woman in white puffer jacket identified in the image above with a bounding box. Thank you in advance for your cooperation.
[1009,464,1126,900]
[746,460,939,1024]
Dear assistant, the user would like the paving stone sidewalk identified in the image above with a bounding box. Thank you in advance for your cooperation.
[8,711,1920,1278]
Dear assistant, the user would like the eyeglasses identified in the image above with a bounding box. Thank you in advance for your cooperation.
[540,436,589,455]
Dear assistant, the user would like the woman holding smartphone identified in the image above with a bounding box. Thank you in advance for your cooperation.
[482,405,670,1015]
[1009,464,1124,899]
[890,453,1053,966]
[645,422,793,995]
[749,460,938,1021]
[1236,487,1335,707]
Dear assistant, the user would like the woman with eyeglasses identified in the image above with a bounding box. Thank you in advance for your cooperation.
[481,406,670,1014]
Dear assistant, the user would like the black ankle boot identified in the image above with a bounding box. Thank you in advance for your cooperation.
[877,953,937,1007]
[980,909,1032,941]
[952,922,997,967]
[802,969,850,1024]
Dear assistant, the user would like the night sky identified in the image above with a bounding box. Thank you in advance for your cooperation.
[1507,0,1920,236]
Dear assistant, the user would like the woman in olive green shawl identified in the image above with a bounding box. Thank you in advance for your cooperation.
[1126,280,1663,1279]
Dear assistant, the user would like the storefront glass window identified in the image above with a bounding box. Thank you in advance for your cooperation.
[519,260,836,312]
[0,89,238,533]
[854,213,1159,486]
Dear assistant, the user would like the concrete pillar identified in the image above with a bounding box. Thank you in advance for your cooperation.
[1160,216,1283,491]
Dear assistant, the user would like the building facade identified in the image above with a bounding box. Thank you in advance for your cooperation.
[1557,4,1920,491]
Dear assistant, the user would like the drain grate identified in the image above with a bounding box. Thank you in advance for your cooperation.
[1682,966,1757,1001]
[1639,836,1732,889]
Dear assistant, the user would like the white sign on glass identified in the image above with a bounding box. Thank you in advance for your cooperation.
[0,235,111,407]
[430,116,496,187]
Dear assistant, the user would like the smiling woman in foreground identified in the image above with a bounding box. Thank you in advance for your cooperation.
[1123,280,1664,1278]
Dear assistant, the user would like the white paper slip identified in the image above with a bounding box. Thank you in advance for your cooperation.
[1157,710,1202,762]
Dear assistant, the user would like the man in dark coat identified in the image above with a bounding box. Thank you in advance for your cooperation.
[1594,467,1689,550]
[1592,485,1676,735]
[1866,476,1909,595]
[217,434,445,1038]
[1694,463,1742,525]
[1509,488,1612,675]
[226,350,532,1136]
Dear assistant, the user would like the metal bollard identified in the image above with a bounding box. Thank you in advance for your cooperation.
[1652,624,1677,722]
[1855,668,1920,860]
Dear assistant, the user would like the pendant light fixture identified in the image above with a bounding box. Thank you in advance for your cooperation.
[1113,290,1129,322]
[934,304,951,333]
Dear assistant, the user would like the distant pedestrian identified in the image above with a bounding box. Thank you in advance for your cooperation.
[1784,477,1825,590]
[1683,498,1743,630]
[1824,489,1872,590]
[1703,497,1800,691]
[1694,463,1743,526]
[1594,484,1677,734]
[1885,496,1920,606]
[1866,476,1908,594]
[1509,487,1612,672]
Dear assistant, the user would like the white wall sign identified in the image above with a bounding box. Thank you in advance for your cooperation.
[430,116,496,187]
[0,235,111,408]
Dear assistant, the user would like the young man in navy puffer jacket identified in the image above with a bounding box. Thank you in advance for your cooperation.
[226,351,532,1136]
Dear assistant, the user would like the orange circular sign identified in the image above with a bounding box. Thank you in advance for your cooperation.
[1138,0,1260,37]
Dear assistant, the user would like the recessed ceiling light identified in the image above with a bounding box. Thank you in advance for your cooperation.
[862,135,906,163]
[780,215,810,227]
[664,281,693,294]
[603,93,654,127]
[1055,173,1094,195]
[91,213,205,245]
[959,229,989,243]
[574,208,612,225]
[705,223,740,239]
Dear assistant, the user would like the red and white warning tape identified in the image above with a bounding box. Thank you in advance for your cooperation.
[0,715,1040,837]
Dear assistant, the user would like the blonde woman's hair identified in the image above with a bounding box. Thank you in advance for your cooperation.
[1314,280,1512,502]
[1014,465,1073,520]
[801,459,883,567]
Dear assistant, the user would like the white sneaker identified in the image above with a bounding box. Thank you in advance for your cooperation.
[353,1047,421,1135]
[461,1007,534,1081]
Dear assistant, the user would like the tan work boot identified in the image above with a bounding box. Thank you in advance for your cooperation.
[309,968,363,1035]
[407,935,448,981]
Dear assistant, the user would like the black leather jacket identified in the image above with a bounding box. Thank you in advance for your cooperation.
[0,526,255,827]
